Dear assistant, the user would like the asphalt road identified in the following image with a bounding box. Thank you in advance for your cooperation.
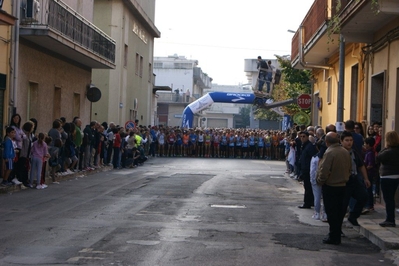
[0,158,396,266]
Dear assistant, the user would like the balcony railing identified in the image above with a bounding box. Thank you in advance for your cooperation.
[291,0,354,60]
[157,92,191,103]
[20,0,115,64]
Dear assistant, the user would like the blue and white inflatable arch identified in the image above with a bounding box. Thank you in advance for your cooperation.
[181,92,256,128]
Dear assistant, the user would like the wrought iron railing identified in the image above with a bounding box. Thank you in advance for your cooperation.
[20,0,115,64]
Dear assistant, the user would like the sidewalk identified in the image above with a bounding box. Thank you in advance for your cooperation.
[0,165,113,194]
[357,203,399,250]
[291,172,399,250]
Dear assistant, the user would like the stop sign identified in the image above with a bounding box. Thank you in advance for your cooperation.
[297,94,312,109]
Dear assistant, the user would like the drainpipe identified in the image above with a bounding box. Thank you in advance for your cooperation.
[10,0,20,115]
[299,26,333,70]
[337,34,345,123]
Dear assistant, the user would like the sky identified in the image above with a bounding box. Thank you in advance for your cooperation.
[154,0,315,86]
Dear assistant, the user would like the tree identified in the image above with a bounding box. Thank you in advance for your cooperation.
[254,55,312,119]
[237,105,251,128]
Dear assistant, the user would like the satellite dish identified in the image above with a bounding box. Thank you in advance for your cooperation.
[86,84,101,102]
[293,111,311,126]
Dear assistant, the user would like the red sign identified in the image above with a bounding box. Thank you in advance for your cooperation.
[125,120,136,130]
[297,94,312,109]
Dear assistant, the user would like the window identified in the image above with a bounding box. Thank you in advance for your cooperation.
[28,82,39,119]
[53,87,61,119]
[124,45,128,68]
[130,109,137,121]
[139,56,143,77]
[73,93,80,118]
[135,53,139,75]
[154,62,163,68]
[148,63,152,83]
[327,77,332,104]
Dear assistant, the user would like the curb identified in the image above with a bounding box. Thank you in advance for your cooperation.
[0,165,113,194]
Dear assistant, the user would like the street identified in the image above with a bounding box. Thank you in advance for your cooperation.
[0,158,396,266]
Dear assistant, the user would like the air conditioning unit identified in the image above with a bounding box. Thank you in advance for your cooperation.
[25,0,40,22]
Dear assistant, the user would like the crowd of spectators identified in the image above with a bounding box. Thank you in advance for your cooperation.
[2,113,399,242]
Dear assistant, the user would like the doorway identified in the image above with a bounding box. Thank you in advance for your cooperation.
[370,72,385,125]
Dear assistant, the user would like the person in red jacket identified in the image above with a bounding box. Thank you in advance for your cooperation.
[112,127,121,169]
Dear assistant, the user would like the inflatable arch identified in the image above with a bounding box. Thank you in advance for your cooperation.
[181,92,253,128]
[181,91,296,128]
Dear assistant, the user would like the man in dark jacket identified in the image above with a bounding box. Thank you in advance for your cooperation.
[83,121,96,169]
[298,131,318,208]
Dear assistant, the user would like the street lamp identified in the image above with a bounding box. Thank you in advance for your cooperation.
[287,29,296,33]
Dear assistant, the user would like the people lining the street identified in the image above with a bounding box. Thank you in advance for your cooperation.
[317,132,351,245]
[1,113,394,237]
[376,131,399,227]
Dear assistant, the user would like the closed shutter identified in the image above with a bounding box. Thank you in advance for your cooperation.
[207,118,228,128]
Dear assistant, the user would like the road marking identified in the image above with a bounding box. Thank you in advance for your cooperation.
[270,175,285,179]
[79,248,114,254]
[126,240,160,245]
[210,204,246,208]
[67,256,105,262]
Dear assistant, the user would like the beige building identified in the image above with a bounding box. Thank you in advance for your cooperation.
[291,0,399,135]
[0,2,17,134]
[91,0,160,127]
[7,0,115,133]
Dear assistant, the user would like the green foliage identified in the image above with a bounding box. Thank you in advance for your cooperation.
[254,108,282,121]
[253,56,312,120]
[238,105,251,127]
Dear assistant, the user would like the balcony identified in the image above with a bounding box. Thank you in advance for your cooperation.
[291,0,398,68]
[194,67,212,89]
[19,0,115,69]
[157,91,191,104]
[291,0,340,68]
[339,0,399,43]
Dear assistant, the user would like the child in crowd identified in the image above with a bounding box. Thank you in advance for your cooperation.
[2,127,16,186]
[39,136,53,188]
[30,133,50,189]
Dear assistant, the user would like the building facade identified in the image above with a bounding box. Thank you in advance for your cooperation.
[291,0,399,134]
[6,0,116,133]
[154,55,212,127]
[92,0,160,128]
[0,1,17,134]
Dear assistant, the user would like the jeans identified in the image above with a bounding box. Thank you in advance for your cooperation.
[258,72,267,91]
[311,183,323,213]
[381,178,399,223]
[30,157,43,185]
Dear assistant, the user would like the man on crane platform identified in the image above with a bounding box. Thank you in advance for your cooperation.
[257,56,269,93]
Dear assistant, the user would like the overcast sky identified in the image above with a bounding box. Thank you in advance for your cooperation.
[154,0,315,85]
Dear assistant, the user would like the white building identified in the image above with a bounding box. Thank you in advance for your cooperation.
[154,55,212,127]
[202,84,252,128]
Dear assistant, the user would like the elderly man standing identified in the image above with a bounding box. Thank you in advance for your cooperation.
[317,132,352,245]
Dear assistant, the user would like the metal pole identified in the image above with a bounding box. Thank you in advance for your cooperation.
[337,34,345,122]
